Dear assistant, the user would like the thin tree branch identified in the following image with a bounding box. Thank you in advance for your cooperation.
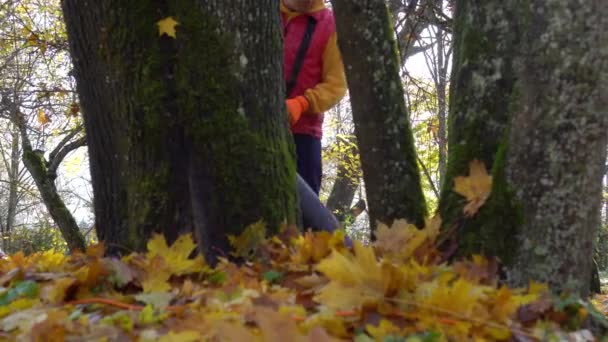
[417,155,440,199]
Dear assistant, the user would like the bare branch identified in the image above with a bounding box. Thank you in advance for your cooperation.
[47,136,86,177]
[417,155,440,199]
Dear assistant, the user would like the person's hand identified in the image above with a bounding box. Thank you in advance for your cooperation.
[286,96,309,125]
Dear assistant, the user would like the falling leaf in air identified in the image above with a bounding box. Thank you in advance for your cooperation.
[157,16,179,38]
[68,102,79,117]
[453,159,492,216]
[37,110,49,125]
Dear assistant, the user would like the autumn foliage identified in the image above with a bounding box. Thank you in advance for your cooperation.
[0,161,604,340]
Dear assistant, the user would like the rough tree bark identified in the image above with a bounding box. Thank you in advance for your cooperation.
[604,169,607,227]
[441,0,607,297]
[61,1,296,260]
[330,0,427,231]
[437,0,520,261]
[506,0,608,296]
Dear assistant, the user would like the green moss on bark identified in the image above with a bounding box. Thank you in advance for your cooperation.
[92,1,296,253]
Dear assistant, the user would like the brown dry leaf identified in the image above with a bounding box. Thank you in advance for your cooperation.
[212,321,258,341]
[74,258,108,288]
[29,310,68,342]
[374,217,440,262]
[453,159,492,216]
[85,243,105,258]
[452,254,498,285]
[40,278,77,304]
[255,307,338,342]
[255,307,309,342]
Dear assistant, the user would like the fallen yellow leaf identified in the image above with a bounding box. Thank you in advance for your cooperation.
[315,241,403,310]
[146,233,206,275]
[374,217,440,262]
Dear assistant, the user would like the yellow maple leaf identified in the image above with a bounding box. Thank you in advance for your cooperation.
[157,16,179,38]
[37,109,49,125]
[315,241,403,310]
[146,233,205,275]
[415,274,489,337]
[141,255,171,293]
[34,250,69,272]
[292,231,333,264]
[453,159,492,216]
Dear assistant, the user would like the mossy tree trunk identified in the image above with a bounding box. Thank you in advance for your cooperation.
[61,0,297,261]
[330,0,427,231]
[441,0,607,296]
[9,107,87,253]
[437,0,521,262]
[505,0,608,296]
[326,135,360,223]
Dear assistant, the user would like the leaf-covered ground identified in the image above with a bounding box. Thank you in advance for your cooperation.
[0,161,605,341]
[0,218,604,341]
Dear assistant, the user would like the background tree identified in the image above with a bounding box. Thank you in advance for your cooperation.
[330,0,428,231]
[61,1,297,260]
[324,101,361,224]
[0,0,87,252]
[323,1,452,227]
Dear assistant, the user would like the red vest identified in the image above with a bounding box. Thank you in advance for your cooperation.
[282,8,335,138]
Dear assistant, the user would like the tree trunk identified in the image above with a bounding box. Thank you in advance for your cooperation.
[4,123,20,250]
[505,0,608,296]
[330,0,427,231]
[61,0,296,260]
[326,135,359,223]
[435,25,448,186]
[437,0,520,261]
[604,171,607,227]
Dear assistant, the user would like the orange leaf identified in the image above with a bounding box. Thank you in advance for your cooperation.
[37,110,50,125]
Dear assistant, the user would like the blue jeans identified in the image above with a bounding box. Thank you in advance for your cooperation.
[294,134,322,194]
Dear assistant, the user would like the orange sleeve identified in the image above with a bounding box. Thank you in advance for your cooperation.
[304,32,347,114]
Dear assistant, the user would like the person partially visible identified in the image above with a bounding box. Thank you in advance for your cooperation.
[282,0,347,195]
